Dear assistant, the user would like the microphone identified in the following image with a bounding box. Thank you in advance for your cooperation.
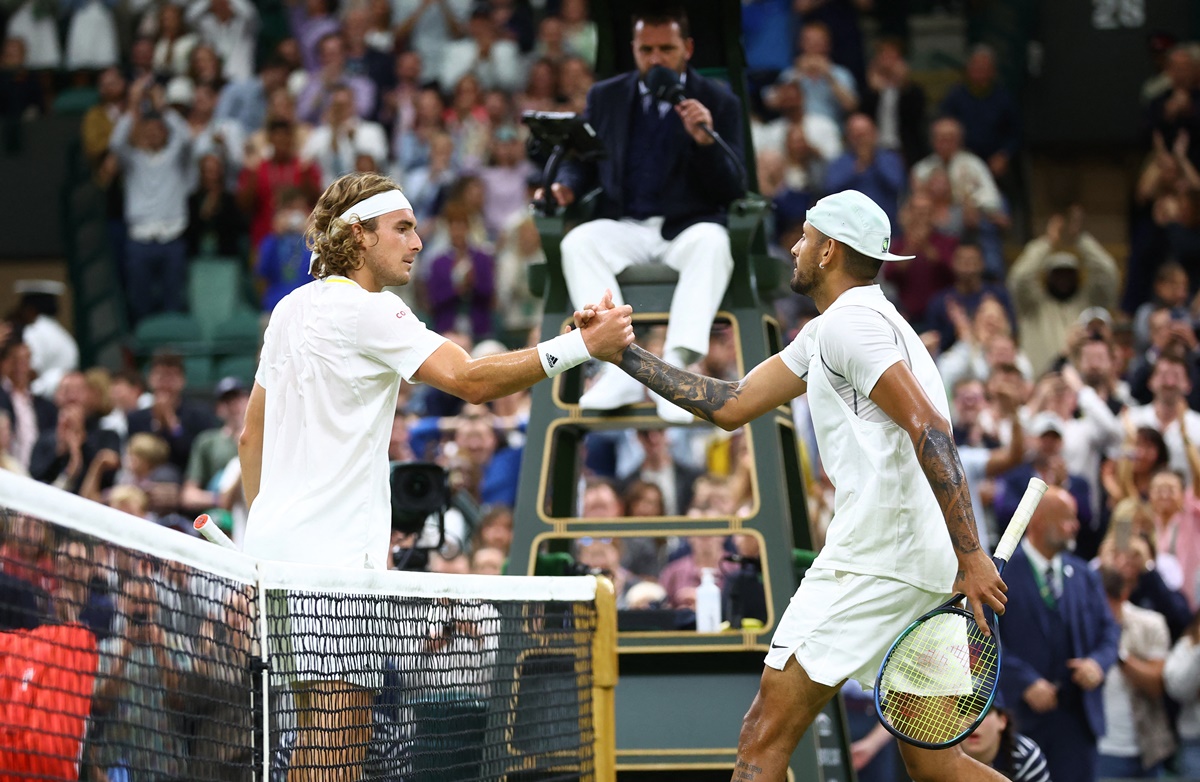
[645,64,686,106]
[642,65,748,193]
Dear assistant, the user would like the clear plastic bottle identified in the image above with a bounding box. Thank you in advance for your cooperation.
[695,568,722,633]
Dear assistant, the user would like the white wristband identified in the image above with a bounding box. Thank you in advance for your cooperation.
[537,328,591,377]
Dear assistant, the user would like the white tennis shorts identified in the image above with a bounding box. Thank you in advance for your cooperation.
[764,568,951,689]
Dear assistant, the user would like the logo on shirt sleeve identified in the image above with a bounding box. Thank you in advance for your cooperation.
[396,310,407,319]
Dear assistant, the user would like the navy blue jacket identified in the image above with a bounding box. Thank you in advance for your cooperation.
[998,545,1120,739]
[556,67,745,241]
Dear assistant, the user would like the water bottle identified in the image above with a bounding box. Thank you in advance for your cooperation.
[695,568,722,633]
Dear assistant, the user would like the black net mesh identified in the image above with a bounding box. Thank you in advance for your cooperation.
[0,508,258,782]
[0,488,600,782]
[266,592,597,782]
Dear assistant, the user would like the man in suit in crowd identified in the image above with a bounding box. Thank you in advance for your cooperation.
[543,3,745,423]
[997,485,1120,782]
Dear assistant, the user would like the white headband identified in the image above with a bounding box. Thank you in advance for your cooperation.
[308,189,415,275]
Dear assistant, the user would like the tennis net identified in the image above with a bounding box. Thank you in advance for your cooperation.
[0,470,613,782]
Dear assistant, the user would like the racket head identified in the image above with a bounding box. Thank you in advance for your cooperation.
[873,605,1002,749]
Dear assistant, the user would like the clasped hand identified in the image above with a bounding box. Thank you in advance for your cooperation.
[572,289,634,362]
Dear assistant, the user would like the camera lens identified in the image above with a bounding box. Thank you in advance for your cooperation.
[407,474,430,498]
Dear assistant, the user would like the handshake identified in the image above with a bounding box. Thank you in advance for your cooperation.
[572,289,635,363]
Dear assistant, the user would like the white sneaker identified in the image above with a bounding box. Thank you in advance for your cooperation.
[579,364,646,411]
[653,392,695,424]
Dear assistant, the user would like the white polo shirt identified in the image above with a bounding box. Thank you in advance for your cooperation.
[243,276,447,570]
[780,285,958,593]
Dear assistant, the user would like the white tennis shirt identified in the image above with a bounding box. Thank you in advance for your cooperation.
[243,276,447,569]
[781,285,959,593]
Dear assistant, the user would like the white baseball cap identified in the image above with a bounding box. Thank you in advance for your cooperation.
[805,190,914,262]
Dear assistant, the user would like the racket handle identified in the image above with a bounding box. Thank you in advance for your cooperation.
[993,477,1048,564]
[194,514,239,550]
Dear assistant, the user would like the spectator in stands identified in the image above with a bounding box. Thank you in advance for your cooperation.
[31,371,120,492]
[960,699,1052,782]
[1128,354,1200,479]
[444,73,490,170]
[1126,305,1198,404]
[243,86,313,169]
[377,49,422,137]
[151,3,197,78]
[448,409,521,508]
[559,0,596,65]
[0,37,43,123]
[469,546,504,575]
[997,485,1120,782]
[303,83,389,188]
[558,54,593,113]
[287,0,339,72]
[214,56,289,138]
[625,428,701,517]
[256,187,313,312]
[1133,261,1191,354]
[937,297,1033,393]
[186,41,228,93]
[659,534,725,610]
[1008,207,1121,375]
[775,21,857,127]
[882,191,955,327]
[1144,43,1200,168]
[0,409,26,475]
[393,0,471,83]
[187,152,245,256]
[911,117,1009,275]
[1145,465,1200,609]
[1096,560,1175,778]
[392,85,445,175]
[924,242,1016,352]
[427,550,470,573]
[97,368,144,445]
[823,113,905,225]
[127,351,220,473]
[544,6,745,424]
[14,280,78,398]
[1165,612,1200,777]
[494,212,545,342]
[184,82,244,189]
[186,0,258,82]
[996,410,1093,537]
[575,535,637,607]
[181,376,247,514]
[938,45,1020,182]
[478,124,534,237]
[0,513,49,629]
[474,504,513,555]
[238,118,322,249]
[858,36,926,167]
[297,33,376,124]
[0,340,54,471]
[90,575,191,781]
[439,4,524,94]
[81,67,126,166]
[425,200,496,339]
[954,374,1023,552]
[4,9,59,73]
[109,75,192,324]
[755,76,842,163]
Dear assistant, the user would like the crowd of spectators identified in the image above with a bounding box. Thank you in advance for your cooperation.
[5,0,1200,779]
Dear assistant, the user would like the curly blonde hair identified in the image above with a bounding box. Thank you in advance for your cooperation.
[305,172,405,279]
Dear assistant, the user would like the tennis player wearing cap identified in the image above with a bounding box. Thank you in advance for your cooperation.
[601,189,1010,781]
[238,172,634,781]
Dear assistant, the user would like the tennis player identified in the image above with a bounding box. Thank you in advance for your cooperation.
[599,189,1010,781]
[238,171,634,781]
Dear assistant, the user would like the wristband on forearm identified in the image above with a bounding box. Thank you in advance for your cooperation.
[536,328,591,377]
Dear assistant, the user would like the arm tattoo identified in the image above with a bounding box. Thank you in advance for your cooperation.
[618,345,740,424]
[914,424,981,556]
[734,760,763,781]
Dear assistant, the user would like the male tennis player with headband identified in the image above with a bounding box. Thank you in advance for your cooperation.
[595,189,1010,781]
[238,171,634,781]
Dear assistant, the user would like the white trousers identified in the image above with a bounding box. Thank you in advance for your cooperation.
[560,217,734,359]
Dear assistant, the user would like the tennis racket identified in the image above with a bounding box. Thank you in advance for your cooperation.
[873,476,1048,749]
[194,513,239,550]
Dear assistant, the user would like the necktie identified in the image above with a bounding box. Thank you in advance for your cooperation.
[1045,564,1059,600]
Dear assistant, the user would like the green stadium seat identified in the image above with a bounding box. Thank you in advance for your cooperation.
[183,355,216,390]
[209,311,261,354]
[52,88,99,115]
[214,354,258,385]
[189,257,255,336]
[132,312,206,354]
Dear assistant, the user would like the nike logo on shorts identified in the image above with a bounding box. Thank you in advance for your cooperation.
[771,643,787,650]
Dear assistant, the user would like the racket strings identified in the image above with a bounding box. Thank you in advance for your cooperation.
[877,612,1000,745]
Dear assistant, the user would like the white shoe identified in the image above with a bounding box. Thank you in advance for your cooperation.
[653,392,695,424]
[579,364,646,411]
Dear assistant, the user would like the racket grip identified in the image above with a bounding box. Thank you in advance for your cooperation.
[993,477,1048,564]
[194,514,239,550]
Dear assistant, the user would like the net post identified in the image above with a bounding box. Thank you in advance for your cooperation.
[591,575,618,782]
[256,562,271,780]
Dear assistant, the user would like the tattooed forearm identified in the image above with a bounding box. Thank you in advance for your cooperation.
[618,345,739,425]
[914,424,981,556]
[734,760,763,781]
